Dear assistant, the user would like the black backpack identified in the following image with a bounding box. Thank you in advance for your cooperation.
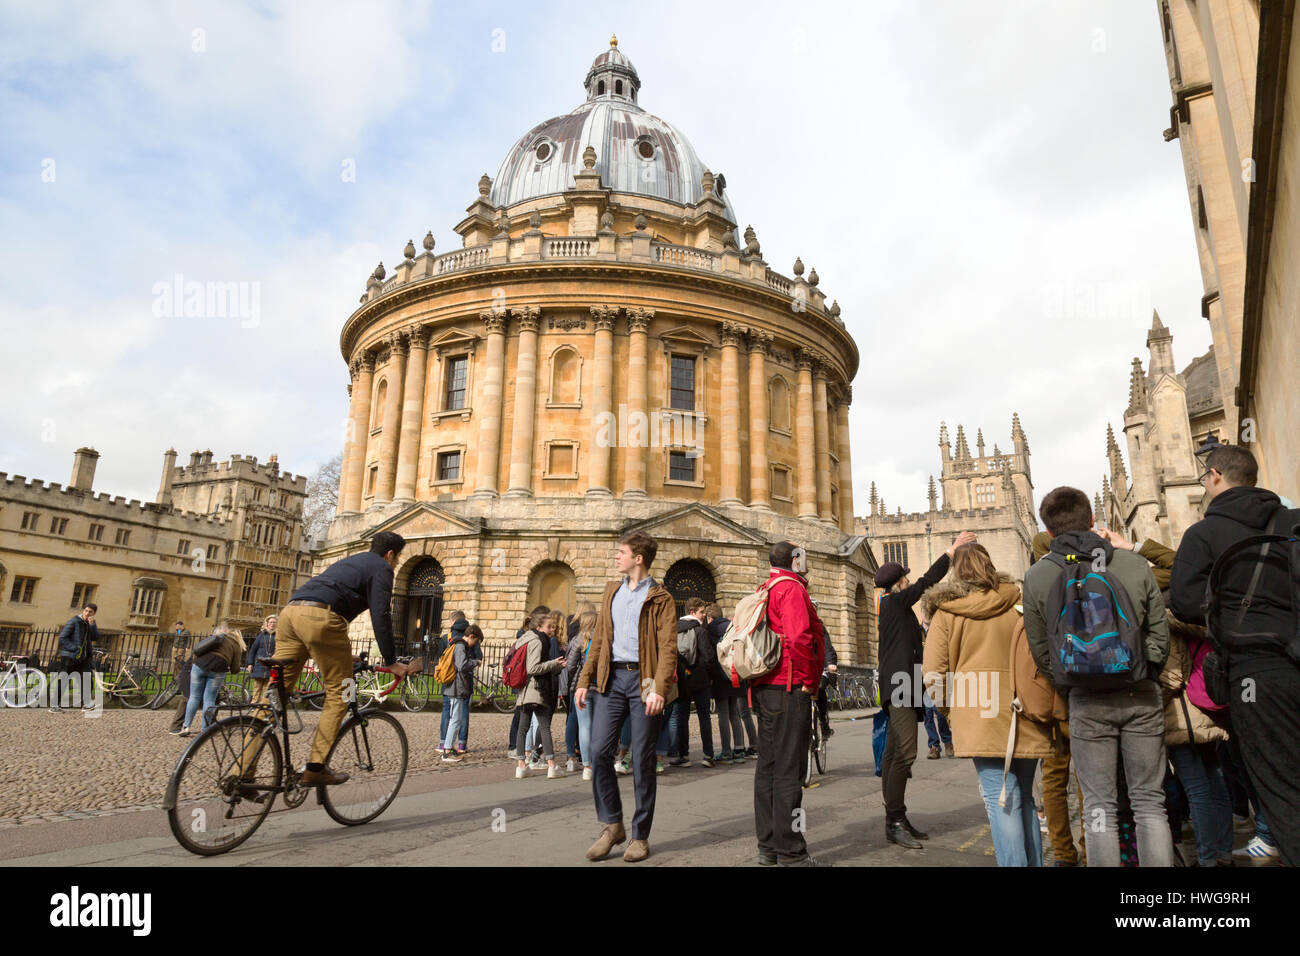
[1200,509,1300,706]
[1042,550,1146,688]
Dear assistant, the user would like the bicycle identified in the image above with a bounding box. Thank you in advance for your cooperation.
[92,650,159,709]
[472,671,516,713]
[804,678,830,786]
[163,655,410,856]
[0,656,45,708]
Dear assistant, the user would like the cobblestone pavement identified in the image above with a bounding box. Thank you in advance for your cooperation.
[0,702,770,826]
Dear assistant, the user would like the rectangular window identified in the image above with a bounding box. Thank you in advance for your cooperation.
[270,573,282,608]
[367,466,378,496]
[445,356,468,410]
[49,516,68,535]
[883,542,909,567]
[771,466,790,499]
[206,596,216,617]
[20,511,39,530]
[547,443,575,477]
[241,569,255,603]
[669,450,696,482]
[88,523,105,542]
[115,528,131,546]
[206,544,218,560]
[10,577,37,604]
[437,451,462,482]
[70,583,97,608]
[177,538,191,555]
[669,354,695,411]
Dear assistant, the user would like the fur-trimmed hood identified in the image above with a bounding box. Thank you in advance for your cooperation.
[920,573,1020,621]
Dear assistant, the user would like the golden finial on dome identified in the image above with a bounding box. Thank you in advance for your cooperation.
[610,34,618,48]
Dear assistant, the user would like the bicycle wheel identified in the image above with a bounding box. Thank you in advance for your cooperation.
[320,709,408,826]
[1,666,45,708]
[490,681,516,714]
[803,730,814,787]
[221,680,251,706]
[151,676,180,710]
[813,707,828,775]
[401,674,428,713]
[165,715,282,856]
[120,667,158,709]
[300,672,325,709]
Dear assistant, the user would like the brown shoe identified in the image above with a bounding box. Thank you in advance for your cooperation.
[623,839,650,862]
[585,822,626,861]
[300,766,350,787]
[927,745,941,760]
[943,743,955,758]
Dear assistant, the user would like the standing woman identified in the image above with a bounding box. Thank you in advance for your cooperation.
[182,624,246,734]
[563,603,599,779]
[921,543,1053,866]
[247,615,277,703]
[512,606,566,778]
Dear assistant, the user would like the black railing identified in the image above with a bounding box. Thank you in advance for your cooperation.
[0,627,200,673]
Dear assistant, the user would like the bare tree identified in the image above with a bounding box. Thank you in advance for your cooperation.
[301,452,342,545]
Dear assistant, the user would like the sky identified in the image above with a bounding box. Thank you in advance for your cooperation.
[0,0,1209,524]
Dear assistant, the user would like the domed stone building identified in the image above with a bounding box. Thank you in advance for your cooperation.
[322,38,879,663]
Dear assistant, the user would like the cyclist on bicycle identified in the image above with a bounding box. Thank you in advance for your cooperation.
[273,531,411,786]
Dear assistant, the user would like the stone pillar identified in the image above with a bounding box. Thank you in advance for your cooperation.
[747,329,772,509]
[506,306,541,496]
[587,305,617,497]
[718,321,744,505]
[813,359,833,521]
[341,353,374,512]
[473,310,508,497]
[337,377,357,516]
[795,349,817,518]
[837,386,856,532]
[394,324,429,502]
[623,307,653,498]
[373,332,407,505]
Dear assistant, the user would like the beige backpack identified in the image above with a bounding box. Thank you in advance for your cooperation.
[716,580,784,683]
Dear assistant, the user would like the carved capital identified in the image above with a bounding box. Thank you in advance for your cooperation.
[840,384,852,407]
[795,347,817,371]
[718,320,746,348]
[407,323,432,350]
[480,309,508,335]
[590,304,619,331]
[745,327,774,355]
[510,305,540,333]
[627,307,654,333]
[387,331,409,357]
[354,352,376,375]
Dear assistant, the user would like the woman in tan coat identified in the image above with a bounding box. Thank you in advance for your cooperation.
[922,543,1052,866]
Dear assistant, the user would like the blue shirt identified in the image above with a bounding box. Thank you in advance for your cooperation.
[611,575,654,664]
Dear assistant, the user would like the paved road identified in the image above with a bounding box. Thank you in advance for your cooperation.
[0,716,1007,867]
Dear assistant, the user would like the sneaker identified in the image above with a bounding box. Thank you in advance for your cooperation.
[167,728,186,736]
[615,756,631,775]
[441,751,463,763]
[434,748,446,757]
[732,752,745,765]
[547,764,566,779]
[1233,836,1280,862]
[1038,812,1048,834]
[565,758,576,773]
[744,747,758,759]
[582,766,593,781]
[526,756,546,771]
[669,756,689,767]
[701,757,715,768]
[717,750,732,762]
[178,730,192,737]
[656,760,665,774]
[821,725,835,738]
[49,706,65,714]
[515,765,531,779]
[943,742,955,757]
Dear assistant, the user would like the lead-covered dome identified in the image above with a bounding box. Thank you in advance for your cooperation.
[490,37,738,221]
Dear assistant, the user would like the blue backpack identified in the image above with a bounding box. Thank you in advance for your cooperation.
[1043,551,1146,688]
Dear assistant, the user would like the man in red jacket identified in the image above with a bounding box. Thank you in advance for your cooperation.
[752,541,827,867]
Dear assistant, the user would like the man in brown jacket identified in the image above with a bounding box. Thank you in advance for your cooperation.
[574,531,677,862]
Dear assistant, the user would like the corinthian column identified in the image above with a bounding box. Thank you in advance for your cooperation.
[337,373,358,516]
[813,358,833,521]
[718,321,744,505]
[795,349,817,519]
[837,385,856,532]
[473,310,508,497]
[587,305,617,497]
[341,353,374,512]
[506,306,541,496]
[394,324,430,502]
[623,307,653,498]
[747,328,772,509]
[373,332,407,505]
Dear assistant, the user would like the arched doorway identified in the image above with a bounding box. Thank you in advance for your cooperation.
[855,582,874,667]
[663,559,716,618]
[528,561,576,632]
[403,557,445,653]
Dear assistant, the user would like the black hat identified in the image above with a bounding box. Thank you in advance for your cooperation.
[874,562,909,589]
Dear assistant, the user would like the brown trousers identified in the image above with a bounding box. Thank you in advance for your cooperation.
[273,604,354,765]
[1040,718,1087,865]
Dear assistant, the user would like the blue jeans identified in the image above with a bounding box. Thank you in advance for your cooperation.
[565,696,579,758]
[1168,743,1232,865]
[973,757,1043,867]
[576,692,594,767]
[924,698,952,748]
[440,699,468,750]
[183,665,223,731]
[442,697,469,751]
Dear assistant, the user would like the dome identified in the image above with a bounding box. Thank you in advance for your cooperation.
[489,38,738,223]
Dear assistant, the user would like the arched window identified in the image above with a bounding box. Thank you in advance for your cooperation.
[769,376,791,431]
[528,561,576,625]
[615,80,623,95]
[549,346,581,405]
[855,583,874,668]
[402,556,445,652]
[372,379,387,431]
[663,559,716,618]
[597,80,605,95]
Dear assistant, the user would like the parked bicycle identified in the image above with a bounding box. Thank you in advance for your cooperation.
[163,654,410,855]
[0,656,45,708]
[803,690,828,786]
[91,649,159,709]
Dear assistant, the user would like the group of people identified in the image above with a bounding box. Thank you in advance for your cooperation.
[161,616,279,736]
[878,443,1298,868]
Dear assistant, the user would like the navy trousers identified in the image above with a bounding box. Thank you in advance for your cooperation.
[589,667,664,840]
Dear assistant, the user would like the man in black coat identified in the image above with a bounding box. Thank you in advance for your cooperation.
[875,530,974,847]
[53,603,99,712]
[1169,444,1300,866]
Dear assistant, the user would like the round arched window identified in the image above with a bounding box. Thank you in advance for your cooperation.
[637,139,655,160]
[663,559,716,618]
[534,141,552,162]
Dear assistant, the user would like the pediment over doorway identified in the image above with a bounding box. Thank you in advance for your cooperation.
[621,503,767,548]
[361,502,483,541]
